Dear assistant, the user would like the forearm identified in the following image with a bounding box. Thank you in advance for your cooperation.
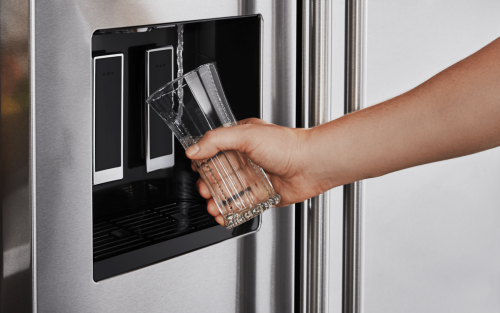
[305,37,500,191]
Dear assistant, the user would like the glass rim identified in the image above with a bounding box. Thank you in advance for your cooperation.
[146,62,217,103]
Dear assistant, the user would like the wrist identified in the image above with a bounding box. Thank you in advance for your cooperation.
[294,126,339,194]
[303,120,355,193]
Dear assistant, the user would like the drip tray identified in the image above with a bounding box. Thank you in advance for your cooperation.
[93,201,216,262]
[93,182,261,281]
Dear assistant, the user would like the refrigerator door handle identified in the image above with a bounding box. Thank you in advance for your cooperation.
[301,1,332,312]
[343,0,366,312]
[301,1,366,312]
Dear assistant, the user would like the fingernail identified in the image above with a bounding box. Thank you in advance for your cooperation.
[186,143,200,157]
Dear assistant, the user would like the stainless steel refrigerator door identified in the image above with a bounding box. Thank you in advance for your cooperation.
[363,1,500,312]
[0,0,296,312]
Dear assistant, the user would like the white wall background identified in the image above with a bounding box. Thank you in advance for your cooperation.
[363,1,500,312]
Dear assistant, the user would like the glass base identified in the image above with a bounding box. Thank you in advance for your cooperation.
[224,194,281,230]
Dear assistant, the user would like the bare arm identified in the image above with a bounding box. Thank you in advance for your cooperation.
[311,36,500,190]
[186,37,500,225]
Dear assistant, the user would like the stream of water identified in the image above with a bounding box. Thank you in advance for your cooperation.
[175,24,184,124]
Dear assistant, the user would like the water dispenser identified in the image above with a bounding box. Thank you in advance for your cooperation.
[92,17,261,281]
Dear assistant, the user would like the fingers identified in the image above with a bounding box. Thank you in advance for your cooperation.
[196,178,212,199]
[185,118,269,160]
[185,124,258,160]
[207,198,225,226]
[195,167,220,222]
[195,174,225,226]
[206,198,219,216]
[214,215,225,226]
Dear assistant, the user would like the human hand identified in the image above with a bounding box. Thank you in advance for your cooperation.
[185,118,324,226]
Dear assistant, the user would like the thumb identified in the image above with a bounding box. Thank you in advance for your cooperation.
[185,125,255,160]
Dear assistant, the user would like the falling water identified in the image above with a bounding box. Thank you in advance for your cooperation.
[175,24,184,124]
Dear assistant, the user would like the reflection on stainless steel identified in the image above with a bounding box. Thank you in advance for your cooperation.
[302,1,332,312]
[0,0,297,312]
[0,0,33,312]
[267,2,296,311]
[299,2,310,310]
[344,0,366,313]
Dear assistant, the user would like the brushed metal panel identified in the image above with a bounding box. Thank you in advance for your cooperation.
[364,1,500,312]
[0,0,33,312]
[32,1,296,313]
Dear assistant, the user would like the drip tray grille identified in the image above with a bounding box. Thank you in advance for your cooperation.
[93,201,216,262]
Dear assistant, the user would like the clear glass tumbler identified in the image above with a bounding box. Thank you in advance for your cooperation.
[146,63,280,229]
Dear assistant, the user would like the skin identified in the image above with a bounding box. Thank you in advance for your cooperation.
[186,37,500,226]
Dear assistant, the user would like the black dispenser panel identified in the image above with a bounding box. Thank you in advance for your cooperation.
[146,46,175,172]
[93,54,124,185]
[92,16,261,281]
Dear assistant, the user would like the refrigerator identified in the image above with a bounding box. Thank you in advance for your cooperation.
[1,0,499,312]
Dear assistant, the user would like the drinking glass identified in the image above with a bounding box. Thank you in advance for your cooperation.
[146,63,280,229]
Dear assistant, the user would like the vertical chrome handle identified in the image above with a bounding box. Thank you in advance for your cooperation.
[301,0,366,312]
[301,1,332,312]
[344,0,366,312]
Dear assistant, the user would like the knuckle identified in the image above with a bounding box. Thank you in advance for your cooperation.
[204,129,218,142]
[238,117,263,126]
[245,117,259,124]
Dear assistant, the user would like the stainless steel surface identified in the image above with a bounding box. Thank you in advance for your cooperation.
[92,54,124,185]
[306,194,330,313]
[345,0,366,113]
[0,0,296,312]
[145,46,175,173]
[342,182,363,313]
[308,0,331,126]
[363,1,500,312]
[301,0,310,131]
[299,2,310,312]
[299,199,309,313]
[303,0,332,312]
[329,1,348,312]
[343,1,366,312]
[0,0,33,312]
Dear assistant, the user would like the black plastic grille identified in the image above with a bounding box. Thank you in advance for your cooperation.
[93,180,216,262]
[93,202,217,261]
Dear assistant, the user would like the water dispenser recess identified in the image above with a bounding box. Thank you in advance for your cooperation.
[146,46,175,172]
[93,54,124,185]
[92,16,261,281]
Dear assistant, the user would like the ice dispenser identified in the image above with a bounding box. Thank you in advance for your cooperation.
[92,17,261,281]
